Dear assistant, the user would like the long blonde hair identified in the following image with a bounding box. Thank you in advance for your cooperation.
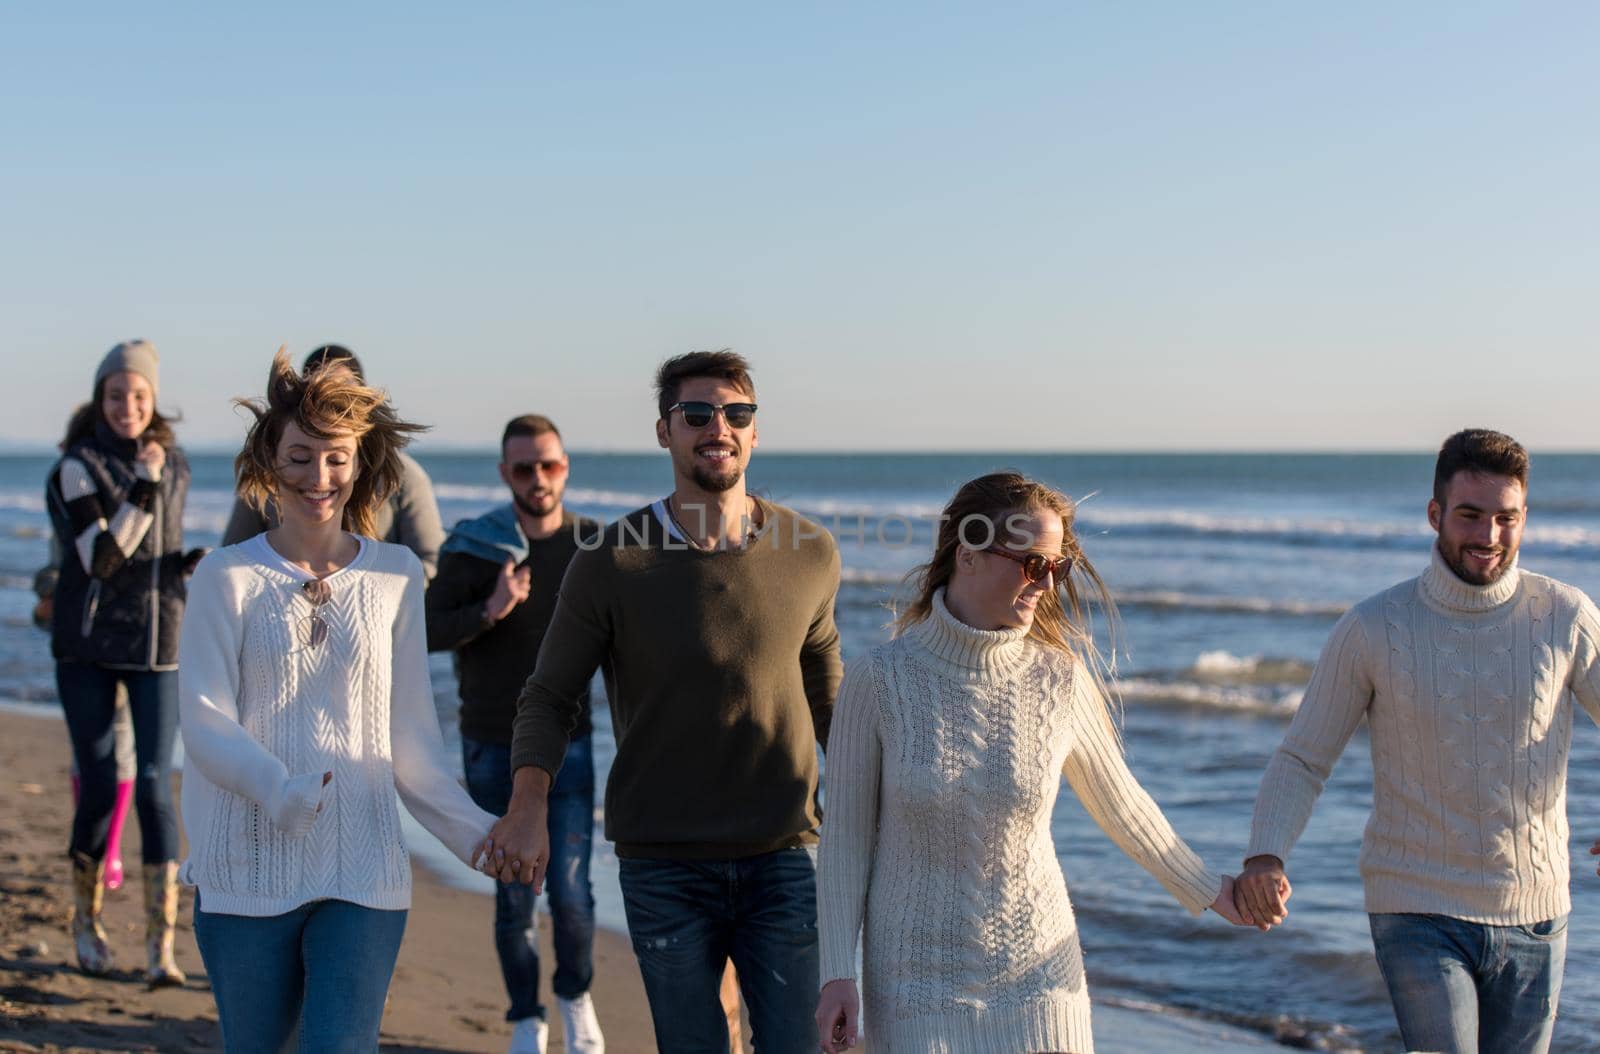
[233,348,425,538]
[894,471,1123,731]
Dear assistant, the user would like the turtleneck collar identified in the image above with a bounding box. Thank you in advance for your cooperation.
[907,588,1034,677]
[1418,544,1522,614]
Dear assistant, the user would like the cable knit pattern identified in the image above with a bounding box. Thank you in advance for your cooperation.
[1249,548,1600,925]
[178,535,494,917]
[818,590,1221,1053]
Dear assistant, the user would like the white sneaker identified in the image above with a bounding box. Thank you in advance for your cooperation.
[508,1015,548,1054]
[557,992,605,1054]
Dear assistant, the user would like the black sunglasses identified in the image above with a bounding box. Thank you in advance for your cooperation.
[985,547,1073,584]
[667,401,758,429]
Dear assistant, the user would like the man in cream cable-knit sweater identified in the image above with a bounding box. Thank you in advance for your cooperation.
[1235,429,1600,1054]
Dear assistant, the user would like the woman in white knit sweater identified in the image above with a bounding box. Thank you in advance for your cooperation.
[814,472,1252,1054]
[179,351,495,1052]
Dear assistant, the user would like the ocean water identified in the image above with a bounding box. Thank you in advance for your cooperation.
[5,449,1600,1052]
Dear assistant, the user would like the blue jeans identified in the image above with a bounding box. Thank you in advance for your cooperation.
[462,732,596,1022]
[56,662,178,862]
[619,847,820,1054]
[194,897,408,1054]
[1370,911,1568,1054]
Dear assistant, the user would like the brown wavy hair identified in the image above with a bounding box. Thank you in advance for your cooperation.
[233,348,425,538]
[62,382,179,452]
[894,471,1123,731]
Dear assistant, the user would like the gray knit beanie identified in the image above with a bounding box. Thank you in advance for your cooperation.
[95,340,160,398]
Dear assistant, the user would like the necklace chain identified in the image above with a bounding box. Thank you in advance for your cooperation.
[666,496,758,551]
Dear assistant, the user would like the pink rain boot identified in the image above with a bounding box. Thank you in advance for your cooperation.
[103,780,133,891]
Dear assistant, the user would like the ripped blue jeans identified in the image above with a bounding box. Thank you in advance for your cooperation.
[1369,911,1568,1054]
[620,846,819,1054]
[462,732,596,1022]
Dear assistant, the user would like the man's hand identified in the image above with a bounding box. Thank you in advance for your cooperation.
[477,767,552,892]
[1210,875,1254,927]
[1233,854,1292,931]
[483,559,531,623]
[815,978,860,1052]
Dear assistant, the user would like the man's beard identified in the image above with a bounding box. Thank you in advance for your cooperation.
[690,461,742,493]
[513,487,560,518]
[1439,538,1517,586]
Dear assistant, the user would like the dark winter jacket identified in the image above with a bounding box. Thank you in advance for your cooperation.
[426,506,600,744]
[46,422,191,670]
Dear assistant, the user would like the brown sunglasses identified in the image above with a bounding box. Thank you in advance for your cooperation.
[985,547,1073,584]
[507,459,568,482]
[298,579,333,648]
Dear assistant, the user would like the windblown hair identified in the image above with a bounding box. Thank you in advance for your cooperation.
[1433,428,1529,506]
[894,471,1124,735]
[62,383,179,452]
[654,349,755,420]
[233,348,425,538]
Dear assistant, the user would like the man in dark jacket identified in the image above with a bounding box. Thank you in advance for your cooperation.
[425,414,603,1054]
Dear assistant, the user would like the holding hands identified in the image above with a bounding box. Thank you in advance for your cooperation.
[1210,875,1254,926]
[1232,854,1293,931]
[476,770,553,890]
[478,805,549,890]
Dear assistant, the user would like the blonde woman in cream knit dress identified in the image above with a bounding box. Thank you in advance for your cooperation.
[815,473,1252,1054]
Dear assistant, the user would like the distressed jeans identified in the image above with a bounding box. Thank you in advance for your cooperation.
[619,846,819,1054]
[1369,911,1568,1054]
[462,732,597,1022]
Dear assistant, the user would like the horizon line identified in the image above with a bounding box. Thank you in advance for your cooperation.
[5,440,1600,458]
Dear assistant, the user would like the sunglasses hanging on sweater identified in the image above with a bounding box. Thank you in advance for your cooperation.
[297,578,333,648]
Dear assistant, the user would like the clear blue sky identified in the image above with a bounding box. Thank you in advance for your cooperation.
[4,3,1597,451]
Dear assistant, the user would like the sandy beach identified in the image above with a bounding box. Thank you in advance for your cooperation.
[0,706,657,1053]
[0,705,1291,1053]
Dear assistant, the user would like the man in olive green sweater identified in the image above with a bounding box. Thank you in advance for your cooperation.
[482,351,842,1054]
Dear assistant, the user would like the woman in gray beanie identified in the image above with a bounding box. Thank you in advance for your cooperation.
[46,340,198,986]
